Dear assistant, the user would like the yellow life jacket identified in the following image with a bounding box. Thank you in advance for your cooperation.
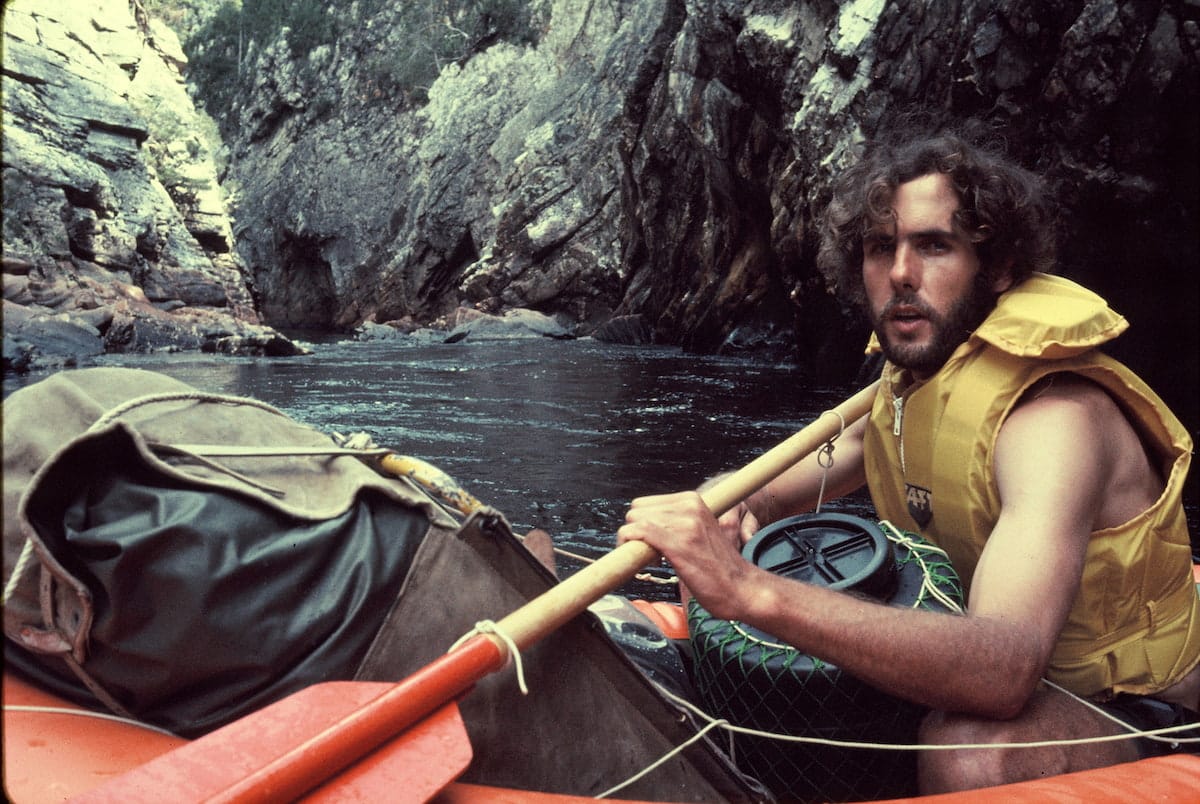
[862,273,1200,698]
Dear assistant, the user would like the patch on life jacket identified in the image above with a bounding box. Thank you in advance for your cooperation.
[905,483,933,528]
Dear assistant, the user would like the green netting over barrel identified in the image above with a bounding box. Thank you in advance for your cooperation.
[687,514,963,802]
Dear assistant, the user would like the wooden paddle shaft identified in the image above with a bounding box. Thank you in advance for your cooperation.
[494,379,880,651]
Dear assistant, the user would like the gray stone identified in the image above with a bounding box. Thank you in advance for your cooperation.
[592,315,653,346]
[443,308,575,342]
[2,300,105,370]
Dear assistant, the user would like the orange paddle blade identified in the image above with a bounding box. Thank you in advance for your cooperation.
[75,636,502,803]
[300,702,471,803]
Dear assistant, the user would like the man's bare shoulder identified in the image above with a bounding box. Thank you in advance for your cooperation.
[1010,373,1125,428]
[1003,371,1162,529]
[995,374,1115,491]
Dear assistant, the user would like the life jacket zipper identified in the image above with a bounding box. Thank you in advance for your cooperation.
[893,394,906,473]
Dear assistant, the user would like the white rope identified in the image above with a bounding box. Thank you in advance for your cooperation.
[548,544,679,586]
[3,704,180,737]
[813,409,846,514]
[647,678,1200,753]
[589,674,1197,799]
[449,620,529,695]
[2,538,36,606]
[632,570,679,585]
[145,444,287,497]
[877,520,964,614]
[594,717,729,799]
[1041,678,1200,747]
[88,391,290,432]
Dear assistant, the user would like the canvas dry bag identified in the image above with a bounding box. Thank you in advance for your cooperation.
[2,367,460,736]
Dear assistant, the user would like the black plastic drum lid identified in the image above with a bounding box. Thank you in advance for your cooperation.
[742,512,897,601]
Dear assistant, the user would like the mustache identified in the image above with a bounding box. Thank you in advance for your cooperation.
[880,294,937,320]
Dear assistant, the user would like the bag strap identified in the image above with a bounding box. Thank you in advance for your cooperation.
[88,391,291,432]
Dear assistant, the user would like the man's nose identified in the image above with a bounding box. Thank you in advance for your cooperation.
[889,241,919,290]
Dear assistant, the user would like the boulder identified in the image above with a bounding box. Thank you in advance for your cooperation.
[102,300,307,357]
[443,308,576,342]
[2,301,104,372]
[592,315,654,347]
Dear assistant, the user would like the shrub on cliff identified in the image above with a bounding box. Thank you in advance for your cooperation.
[184,0,537,122]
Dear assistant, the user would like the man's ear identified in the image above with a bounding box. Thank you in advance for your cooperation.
[990,260,1016,294]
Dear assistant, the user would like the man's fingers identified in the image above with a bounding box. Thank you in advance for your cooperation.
[625,491,708,524]
[740,510,761,544]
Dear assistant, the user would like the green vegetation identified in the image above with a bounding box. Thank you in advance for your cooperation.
[367,0,538,103]
[183,0,537,125]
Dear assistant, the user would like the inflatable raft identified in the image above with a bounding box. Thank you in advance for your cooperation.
[6,649,1200,803]
[5,514,1200,801]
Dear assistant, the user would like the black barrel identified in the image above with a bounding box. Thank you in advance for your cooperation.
[688,514,963,802]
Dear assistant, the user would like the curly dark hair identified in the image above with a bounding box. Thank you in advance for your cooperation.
[816,121,1058,307]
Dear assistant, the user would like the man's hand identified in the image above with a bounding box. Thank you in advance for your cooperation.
[696,473,762,544]
[617,491,761,619]
[720,501,761,545]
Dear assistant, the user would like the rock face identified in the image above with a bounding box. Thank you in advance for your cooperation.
[221,0,643,335]
[209,0,1196,417]
[1,0,303,372]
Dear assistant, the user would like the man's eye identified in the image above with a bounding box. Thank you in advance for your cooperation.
[866,240,894,256]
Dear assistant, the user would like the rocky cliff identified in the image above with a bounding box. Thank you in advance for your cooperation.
[1,0,303,371]
[4,0,1196,435]
[207,0,1196,419]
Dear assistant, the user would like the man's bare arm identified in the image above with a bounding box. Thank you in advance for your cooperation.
[621,385,1116,717]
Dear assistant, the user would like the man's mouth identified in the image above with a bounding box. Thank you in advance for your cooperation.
[890,308,923,322]
[886,303,927,323]
[880,300,932,339]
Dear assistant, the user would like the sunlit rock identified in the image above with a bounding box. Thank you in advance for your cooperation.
[1,0,300,370]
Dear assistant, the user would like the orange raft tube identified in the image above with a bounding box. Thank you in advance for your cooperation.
[5,669,1200,803]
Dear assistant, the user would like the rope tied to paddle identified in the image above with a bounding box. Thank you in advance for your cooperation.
[449,620,529,695]
[813,408,846,514]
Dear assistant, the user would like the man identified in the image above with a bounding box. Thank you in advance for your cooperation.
[617,125,1200,792]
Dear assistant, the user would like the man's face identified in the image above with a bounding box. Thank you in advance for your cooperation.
[862,173,1009,380]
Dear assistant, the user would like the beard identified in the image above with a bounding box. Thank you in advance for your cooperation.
[870,274,998,376]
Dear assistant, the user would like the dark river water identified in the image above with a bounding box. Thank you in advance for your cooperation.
[4,335,1196,601]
